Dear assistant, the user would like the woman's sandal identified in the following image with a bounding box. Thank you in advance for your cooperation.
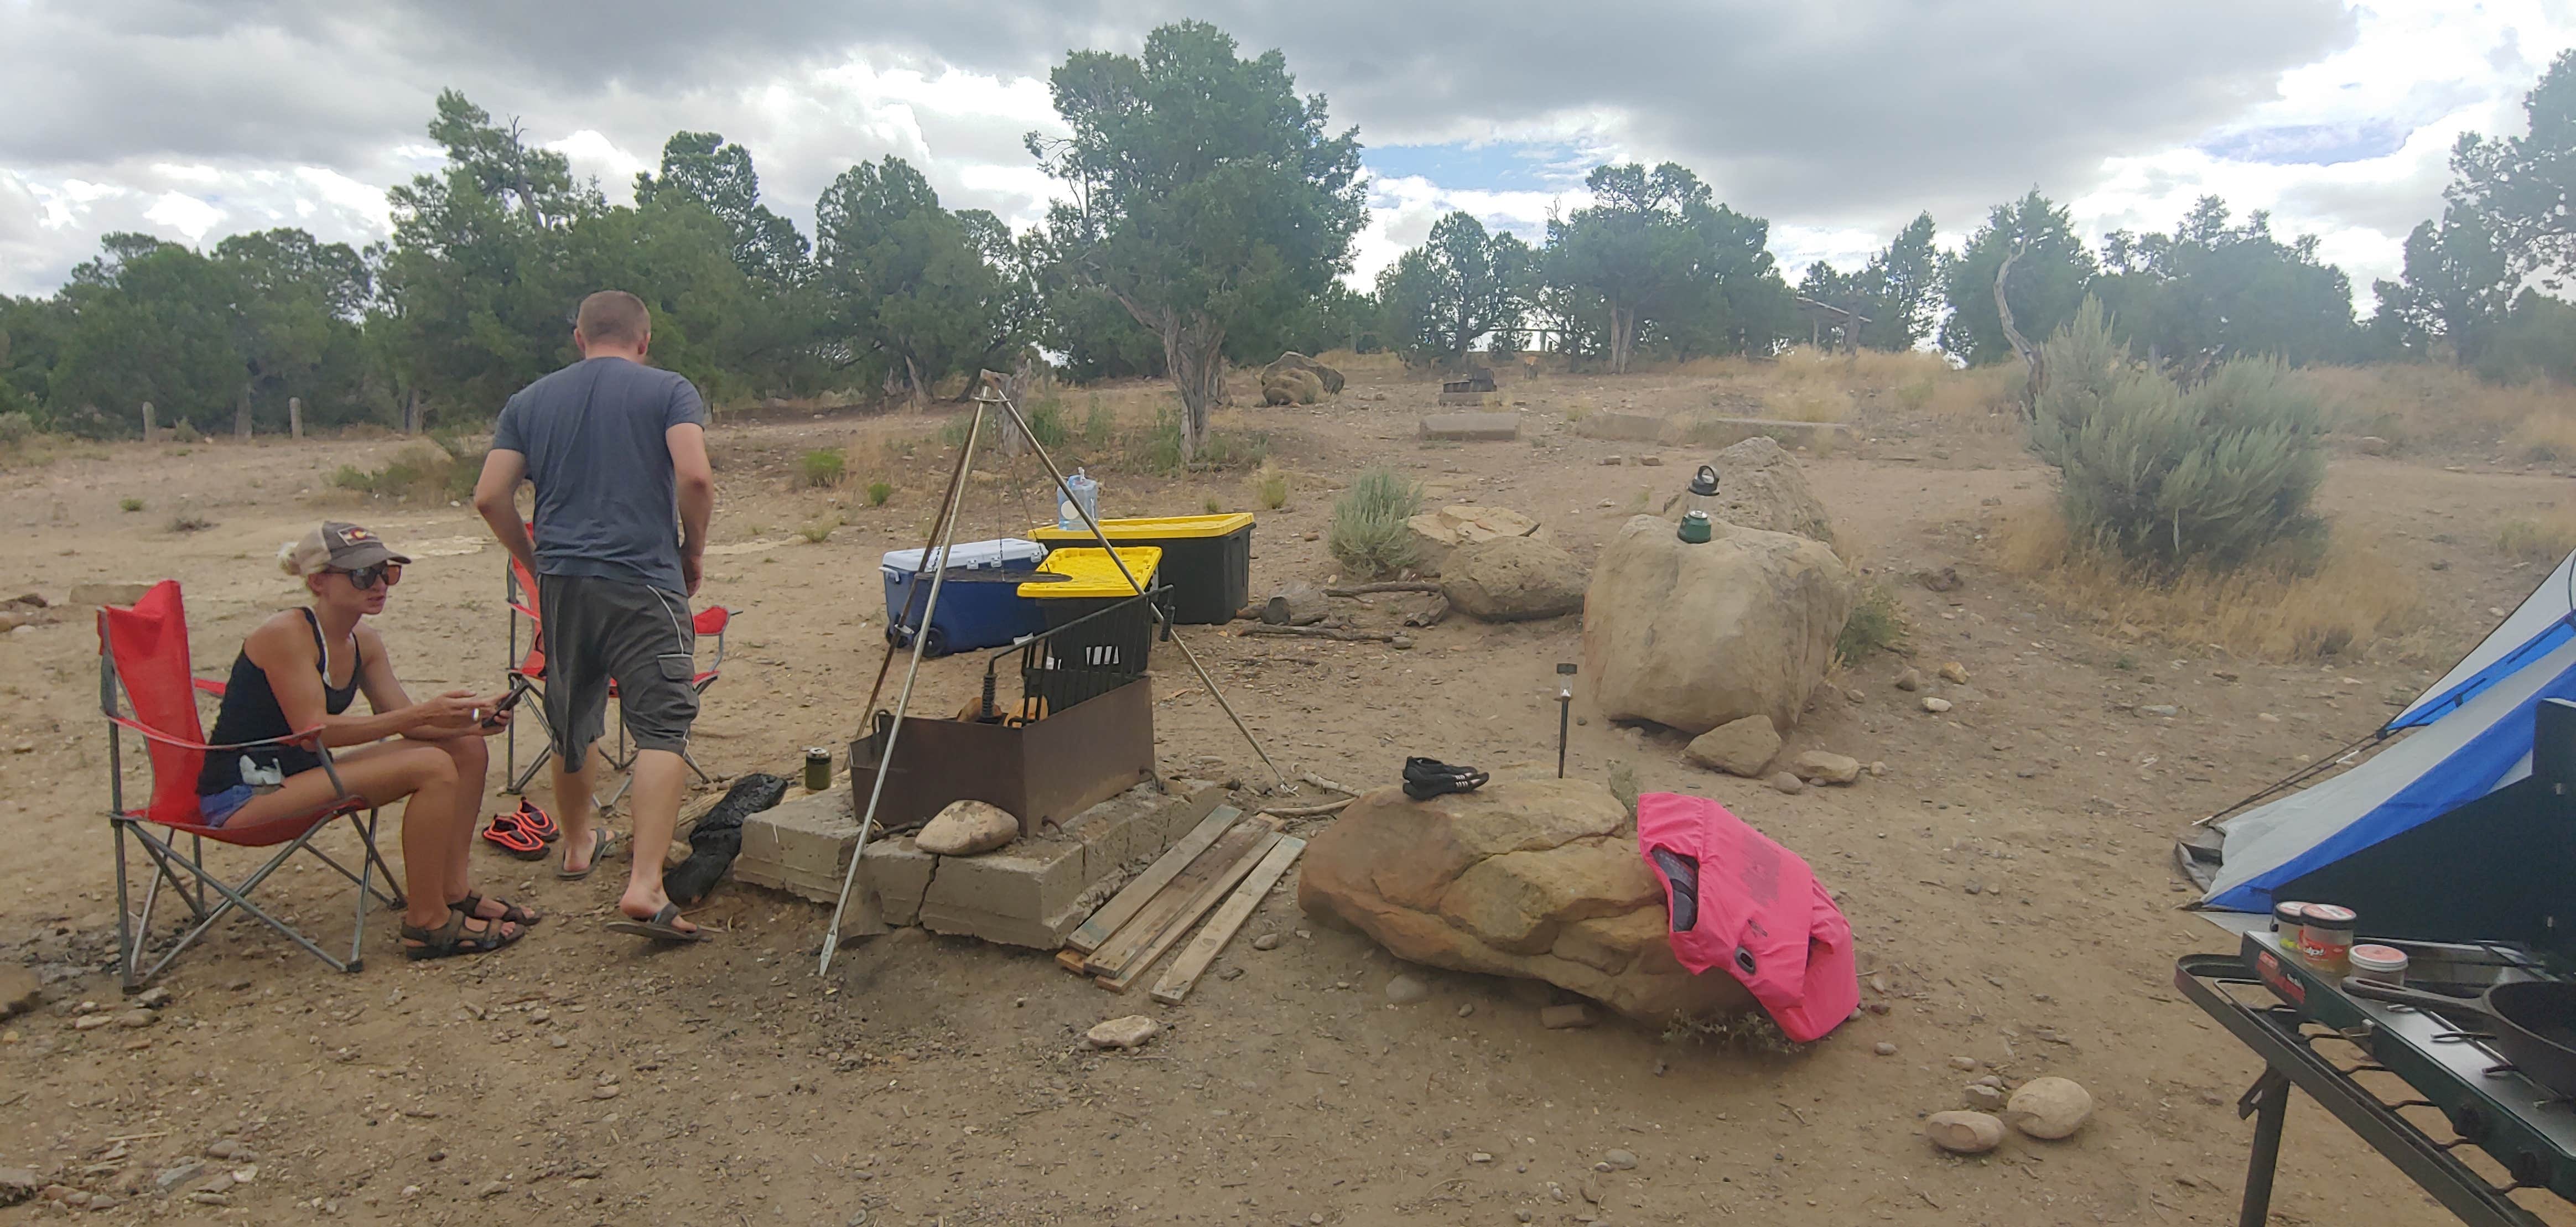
[399,908,526,961]
[480,813,547,860]
[512,799,559,843]
[457,891,542,927]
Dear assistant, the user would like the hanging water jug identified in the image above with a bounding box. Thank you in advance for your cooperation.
[1057,469,1100,532]
[1685,464,1721,519]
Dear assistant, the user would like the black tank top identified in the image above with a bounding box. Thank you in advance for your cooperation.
[197,609,361,794]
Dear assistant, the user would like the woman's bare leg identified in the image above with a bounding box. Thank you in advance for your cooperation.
[220,742,492,935]
[429,735,491,907]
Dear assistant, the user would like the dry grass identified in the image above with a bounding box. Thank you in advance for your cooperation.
[1996,508,2422,663]
[2497,511,2576,563]
[2506,412,2576,464]
[2306,364,2576,457]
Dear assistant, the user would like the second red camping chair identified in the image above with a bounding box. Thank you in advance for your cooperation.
[501,541,731,800]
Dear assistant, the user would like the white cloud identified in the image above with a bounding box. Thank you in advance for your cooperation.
[141,190,220,239]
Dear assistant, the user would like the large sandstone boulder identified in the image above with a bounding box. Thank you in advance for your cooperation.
[1403,503,1547,576]
[1582,514,1856,735]
[1262,367,1326,406]
[1297,776,1755,1024]
[1697,436,1835,544]
[1442,536,1585,622]
[1263,351,1345,395]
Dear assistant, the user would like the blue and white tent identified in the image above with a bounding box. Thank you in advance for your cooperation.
[2202,549,2576,912]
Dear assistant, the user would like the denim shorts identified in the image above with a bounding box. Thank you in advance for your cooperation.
[198,784,261,828]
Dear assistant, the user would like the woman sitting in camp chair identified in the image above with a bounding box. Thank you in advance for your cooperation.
[197,522,535,960]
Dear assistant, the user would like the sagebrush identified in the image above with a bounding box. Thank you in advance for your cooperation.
[2032,298,2327,572]
[1328,468,1423,578]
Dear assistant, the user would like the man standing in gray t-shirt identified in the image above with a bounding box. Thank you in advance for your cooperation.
[472,289,717,943]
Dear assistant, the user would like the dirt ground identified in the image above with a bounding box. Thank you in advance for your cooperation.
[3,361,2572,1226]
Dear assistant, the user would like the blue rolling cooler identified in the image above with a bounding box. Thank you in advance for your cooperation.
[880,538,1048,657]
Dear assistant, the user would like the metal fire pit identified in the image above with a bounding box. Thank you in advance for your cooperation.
[846,676,1154,839]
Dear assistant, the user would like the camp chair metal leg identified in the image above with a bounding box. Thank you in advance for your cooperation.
[122,823,359,985]
[681,747,713,786]
[115,822,138,992]
[509,742,555,794]
[354,808,403,909]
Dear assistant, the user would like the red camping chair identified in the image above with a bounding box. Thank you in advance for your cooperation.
[98,581,402,990]
[501,541,732,799]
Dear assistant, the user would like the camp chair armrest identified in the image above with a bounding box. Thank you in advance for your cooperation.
[193,678,228,697]
[508,601,541,621]
[695,606,730,670]
[105,716,328,756]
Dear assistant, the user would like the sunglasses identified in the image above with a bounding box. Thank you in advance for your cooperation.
[340,563,403,590]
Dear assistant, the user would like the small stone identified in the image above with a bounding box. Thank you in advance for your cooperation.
[1867,761,1887,777]
[1390,635,1414,650]
[1086,1015,1162,1050]
[1938,662,1969,684]
[1251,933,1282,951]
[1469,1151,1494,1163]
[2034,1027,2070,1046]
[1973,1074,2004,1088]
[1684,715,1782,777]
[1926,1111,2006,1155]
[1457,1004,1474,1018]
[1538,1004,1595,1030]
[2138,704,2179,719]
[1601,1149,1638,1171]
[1965,1083,2007,1111]
[1767,771,1806,796]
[116,1010,156,1029]
[1872,1042,1897,1057]
[1947,1056,1978,1071]
[154,1161,206,1194]
[1790,750,1861,786]
[2257,713,2279,724]
[1516,1210,1534,1223]
[133,986,173,1010]
[1601,456,1624,466]
[203,1141,242,1162]
[1921,697,1952,714]
[549,1034,570,1049]
[71,1015,112,1031]
[915,800,1018,856]
[1638,456,1663,467]
[1893,668,1923,692]
[188,1192,230,1207]
[593,1084,620,1100]
[121,1037,152,1051]
[474,1180,508,1198]
[2003,1076,2093,1139]
[0,1168,38,1205]
[1385,975,1430,1005]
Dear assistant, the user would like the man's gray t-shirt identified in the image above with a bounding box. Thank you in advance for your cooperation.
[492,357,708,594]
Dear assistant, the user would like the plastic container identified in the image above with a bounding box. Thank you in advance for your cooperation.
[1057,470,1100,532]
[2272,901,2309,938]
[1021,547,1164,677]
[2299,903,2357,974]
[879,537,1048,657]
[2348,944,2409,986]
[1032,513,1254,625]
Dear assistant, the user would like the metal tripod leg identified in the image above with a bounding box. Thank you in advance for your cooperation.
[2236,1065,2292,1227]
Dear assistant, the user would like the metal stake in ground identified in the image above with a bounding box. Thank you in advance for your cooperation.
[977,382,1292,792]
[1555,662,1577,778]
[819,401,988,976]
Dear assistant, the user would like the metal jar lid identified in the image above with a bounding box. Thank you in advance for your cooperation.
[2349,944,2409,974]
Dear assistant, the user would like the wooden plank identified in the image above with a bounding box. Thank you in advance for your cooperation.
[1094,830,1282,994]
[1083,817,1273,978]
[1064,805,1240,954]
[1055,948,1089,975]
[1149,836,1303,1005]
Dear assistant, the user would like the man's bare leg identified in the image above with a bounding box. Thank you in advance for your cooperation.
[615,748,695,933]
[552,744,608,875]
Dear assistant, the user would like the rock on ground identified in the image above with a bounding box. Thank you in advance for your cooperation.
[1768,771,1806,796]
[1964,1083,2007,1111]
[1442,535,1586,622]
[1791,751,1861,786]
[1682,715,1780,777]
[1926,1111,2006,1155]
[1404,504,1547,576]
[1699,437,1835,544]
[1297,777,1753,1024]
[1262,367,1326,406]
[1385,974,1430,1005]
[2004,1077,2093,1139]
[1085,1015,1163,1050]
[1582,515,1856,735]
[914,799,1019,856]
[1262,351,1345,394]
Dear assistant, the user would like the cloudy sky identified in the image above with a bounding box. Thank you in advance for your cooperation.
[0,1,2564,307]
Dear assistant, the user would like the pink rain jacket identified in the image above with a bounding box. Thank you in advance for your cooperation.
[1635,792,1858,1043]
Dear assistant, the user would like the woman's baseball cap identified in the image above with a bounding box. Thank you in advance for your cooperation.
[279,521,413,577]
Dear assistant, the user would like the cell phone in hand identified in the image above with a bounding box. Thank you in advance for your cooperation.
[480,677,533,728]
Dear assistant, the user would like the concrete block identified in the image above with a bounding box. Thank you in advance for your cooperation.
[1574,412,1673,444]
[733,782,858,903]
[1417,412,1521,442]
[1688,417,1856,452]
[865,779,1222,928]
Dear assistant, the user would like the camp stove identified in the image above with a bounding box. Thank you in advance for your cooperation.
[2180,924,2576,1225]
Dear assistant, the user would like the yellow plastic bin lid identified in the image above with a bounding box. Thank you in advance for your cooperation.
[1021,546,1162,599]
[1031,513,1254,542]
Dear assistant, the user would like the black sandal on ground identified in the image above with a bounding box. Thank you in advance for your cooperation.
[458,891,542,927]
[399,908,526,961]
[604,902,706,944]
[1403,756,1489,800]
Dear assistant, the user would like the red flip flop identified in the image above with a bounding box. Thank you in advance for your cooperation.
[513,799,559,843]
[480,812,546,860]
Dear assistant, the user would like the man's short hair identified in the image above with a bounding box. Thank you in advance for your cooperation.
[576,290,651,347]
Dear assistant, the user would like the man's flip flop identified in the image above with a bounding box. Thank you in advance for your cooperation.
[555,829,616,881]
[605,903,705,944]
[480,813,546,860]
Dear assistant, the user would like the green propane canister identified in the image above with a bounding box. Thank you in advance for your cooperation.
[1678,511,1714,543]
[803,747,832,792]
